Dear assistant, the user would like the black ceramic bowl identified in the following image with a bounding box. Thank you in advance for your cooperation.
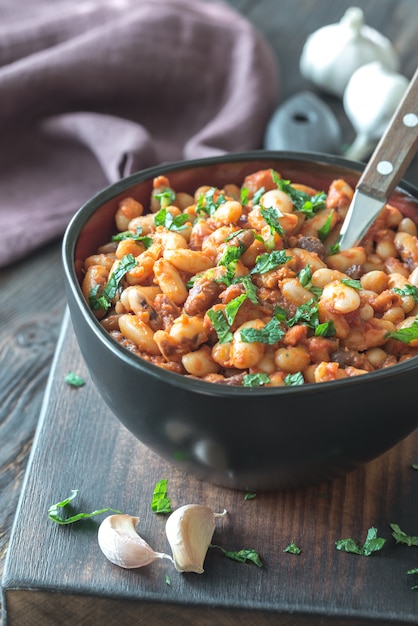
[62,151,418,491]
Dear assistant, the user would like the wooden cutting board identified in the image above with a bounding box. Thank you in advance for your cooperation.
[2,311,418,625]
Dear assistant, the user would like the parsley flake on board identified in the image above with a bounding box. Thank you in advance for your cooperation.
[64,372,85,387]
[151,479,172,514]
[407,568,418,590]
[283,541,302,555]
[242,372,271,387]
[48,490,121,525]
[89,253,137,311]
[210,544,264,567]
[244,490,257,500]
[390,523,418,547]
[335,527,386,556]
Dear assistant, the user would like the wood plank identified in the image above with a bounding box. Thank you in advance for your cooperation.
[2,312,418,625]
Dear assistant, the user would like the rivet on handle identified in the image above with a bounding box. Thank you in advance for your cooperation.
[403,113,418,127]
[377,160,394,175]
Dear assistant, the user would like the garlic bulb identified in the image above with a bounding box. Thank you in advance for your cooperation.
[165,504,227,574]
[344,62,409,160]
[299,7,398,97]
[98,514,172,569]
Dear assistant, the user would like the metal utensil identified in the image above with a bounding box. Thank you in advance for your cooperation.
[338,66,418,251]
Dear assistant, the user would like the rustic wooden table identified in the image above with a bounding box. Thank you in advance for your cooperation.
[1,1,418,624]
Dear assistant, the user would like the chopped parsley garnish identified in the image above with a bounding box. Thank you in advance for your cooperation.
[89,253,137,311]
[273,174,326,217]
[153,188,176,208]
[284,371,304,386]
[298,266,312,287]
[240,187,249,206]
[407,569,418,590]
[393,284,418,302]
[239,274,258,304]
[287,298,319,329]
[252,186,266,205]
[151,479,172,514]
[210,544,264,567]
[273,306,287,322]
[317,209,334,241]
[242,372,271,387]
[154,207,190,231]
[250,250,292,275]
[196,187,227,216]
[112,228,153,248]
[64,372,85,387]
[341,278,362,290]
[385,319,418,343]
[335,527,386,556]
[240,317,284,345]
[225,294,247,325]
[314,320,336,337]
[48,490,121,524]
[260,205,285,237]
[390,523,418,547]
[283,541,302,554]
[207,308,233,344]
[165,574,172,586]
[244,490,257,500]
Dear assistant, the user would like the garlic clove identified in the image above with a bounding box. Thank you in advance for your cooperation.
[98,513,172,569]
[165,504,227,574]
[343,62,409,160]
[299,7,398,97]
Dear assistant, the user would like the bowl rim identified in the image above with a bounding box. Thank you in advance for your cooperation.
[62,149,418,397]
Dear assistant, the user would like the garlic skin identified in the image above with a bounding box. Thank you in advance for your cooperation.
[98,514,172,569]
[299,7,398,97]
[343,62,409,160]
[165,504,226,574]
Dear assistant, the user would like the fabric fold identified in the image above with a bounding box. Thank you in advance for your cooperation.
[0,0,279,267]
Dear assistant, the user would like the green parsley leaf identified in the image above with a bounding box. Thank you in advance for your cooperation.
[240,187,249,206]
[298,266,312,287]
[341,278,362,290]
[317,209,334,241]
[154,208,189,231]
[314,320,336,337]
[284,371,304,386]
[407,568,418,590]
[240,317,284,344]
[385,319,418,343]
[64,372,85,387]
[153,188,176,208]
[412,464,418,470]
[207,308,233,344]
[251,250,292,275]
[335,527,386,556]
[287,298,319,329]
[225,294,247,325]
[196,187,227,216]
[260,206,285,237]
[242,372,271,387]
[390,523,418,547]
[329,241,340,255]
[210,544,263,567]
[48,490,121,525]
[275,178,326,216]
[151,479,172,514]
[283,541,302,555]
[252,186,266,205]
[244,490,257,500]
[273,306,288,322]
[393,284,418,302]
[238,275,258,304]
[112,229,153,248]
[165,574,171,586]
[89,254,138,311]
[218,243,246,268]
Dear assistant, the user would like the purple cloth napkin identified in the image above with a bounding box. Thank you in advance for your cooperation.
[0,0,279,267]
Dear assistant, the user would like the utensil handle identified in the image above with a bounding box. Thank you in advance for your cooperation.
[357,66,418,201]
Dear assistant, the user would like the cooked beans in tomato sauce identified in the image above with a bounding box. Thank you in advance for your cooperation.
[81,169,418,386]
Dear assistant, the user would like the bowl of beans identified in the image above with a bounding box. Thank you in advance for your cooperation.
[62,151,418,490]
